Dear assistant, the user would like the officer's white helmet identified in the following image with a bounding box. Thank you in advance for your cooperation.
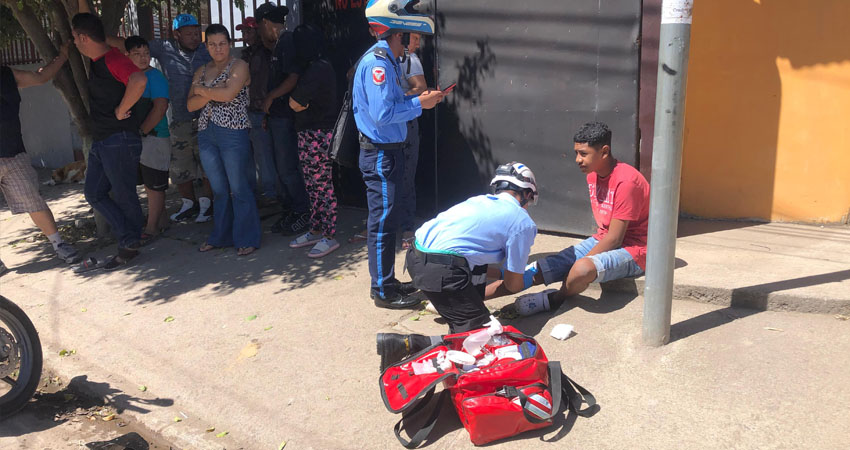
[365,0,435,39]
[490,162,539,206]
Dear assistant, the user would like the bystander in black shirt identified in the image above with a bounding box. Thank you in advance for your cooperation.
[268,31,302,119]
[0,66,26,158]
[290,58,337,132]
[87,48,144,141]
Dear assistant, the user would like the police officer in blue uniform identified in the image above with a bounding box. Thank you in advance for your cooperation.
[376,162,541,370]
[355,0,445,309]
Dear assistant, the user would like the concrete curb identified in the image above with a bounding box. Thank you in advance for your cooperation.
[600,278,850,315]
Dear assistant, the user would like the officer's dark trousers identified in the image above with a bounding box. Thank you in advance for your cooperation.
[360,147,406,296]
[406,247,490,334]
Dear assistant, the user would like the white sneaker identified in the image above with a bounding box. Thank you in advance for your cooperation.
[170,198,197,222]
[308,238,340,258]
[55,242,81,264]
[514,291,552,316]
[195,197,212,223]
[290,231,322,248]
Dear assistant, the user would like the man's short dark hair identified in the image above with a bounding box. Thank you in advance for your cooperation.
[573,121,612,148]
[125,36,149,52]
[72,13,106,43]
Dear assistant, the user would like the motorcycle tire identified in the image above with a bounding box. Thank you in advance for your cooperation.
[0,295,43,420]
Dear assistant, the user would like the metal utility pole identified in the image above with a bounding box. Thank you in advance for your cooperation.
[643,0,694,346]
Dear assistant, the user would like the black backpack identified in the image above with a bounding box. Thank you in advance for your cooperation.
[329,53,369,168]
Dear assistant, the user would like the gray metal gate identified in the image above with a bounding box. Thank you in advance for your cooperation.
[432,0,641,235]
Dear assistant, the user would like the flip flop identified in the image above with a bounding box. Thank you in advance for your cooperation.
[73,256,102,274]
[237,246,257,256]
[199,243,218,252]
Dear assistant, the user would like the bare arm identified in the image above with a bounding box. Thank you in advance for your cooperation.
[405,74,427,96]
[194,59,250,103]
[77,0,126,50]
[11,43,69,88]
[484,270,525,299]
[289,97,307,112]
[585,218,629,257]
[115,71,147,119]
[262,72,299,113]
[187,66,210,112]
[140,97,168,134]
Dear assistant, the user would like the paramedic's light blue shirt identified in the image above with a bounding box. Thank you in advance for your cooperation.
[415,193,538,272]
[353,40,422,143]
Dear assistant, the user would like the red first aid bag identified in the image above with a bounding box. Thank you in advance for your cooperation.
[379,326,596,447]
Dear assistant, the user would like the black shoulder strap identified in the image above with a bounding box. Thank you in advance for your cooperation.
[393,387,448,449]
[560,366,597,417]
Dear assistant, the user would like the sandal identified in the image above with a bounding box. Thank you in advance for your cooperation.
[237,246,257,256]
[198,242,217,253]
[139,232,157,246]
[103,248,138,272]
[73,256,102,274]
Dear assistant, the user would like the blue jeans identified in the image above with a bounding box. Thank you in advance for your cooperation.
[538,237,644,284]
[248,111,277,198]
[360,147,405,294]
[400,119,419,232]
[84,131,143,248]
[198,124,261,249]
[267,116,308,213]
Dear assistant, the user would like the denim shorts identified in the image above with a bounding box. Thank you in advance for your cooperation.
[538,237,644,284]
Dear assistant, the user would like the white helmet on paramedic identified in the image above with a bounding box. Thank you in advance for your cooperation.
[365,0,435,39]
[490,162,539,206]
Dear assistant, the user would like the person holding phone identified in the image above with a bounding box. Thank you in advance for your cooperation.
[354,0,445,309]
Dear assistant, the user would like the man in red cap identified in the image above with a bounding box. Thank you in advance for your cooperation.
[238,16,277,206]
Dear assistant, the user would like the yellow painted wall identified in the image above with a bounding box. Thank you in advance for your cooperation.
[681,0,850,223]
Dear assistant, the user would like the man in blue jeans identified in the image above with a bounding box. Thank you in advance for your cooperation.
[72,12,147,270]
[354,1,445,308]
[257,3,310,235]
[239,16,277,205]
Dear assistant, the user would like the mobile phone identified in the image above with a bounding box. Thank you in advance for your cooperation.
[443,82,457,93]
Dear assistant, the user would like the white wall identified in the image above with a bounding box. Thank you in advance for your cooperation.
[15,63,75,169]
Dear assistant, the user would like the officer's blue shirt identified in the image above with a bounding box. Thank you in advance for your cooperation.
[353,40,422,143]
[415,193,538,273]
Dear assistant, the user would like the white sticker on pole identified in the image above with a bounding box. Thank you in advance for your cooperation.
[661,0,694,24]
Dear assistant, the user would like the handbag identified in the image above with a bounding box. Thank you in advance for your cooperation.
[379,325,597,447]
[329,53,368,168]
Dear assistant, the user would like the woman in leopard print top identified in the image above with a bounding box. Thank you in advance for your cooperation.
[188,24,260,256]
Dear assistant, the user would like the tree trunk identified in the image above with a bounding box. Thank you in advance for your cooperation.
[6,0,93,138]
[100,0,130,36]
[50,0,91,110]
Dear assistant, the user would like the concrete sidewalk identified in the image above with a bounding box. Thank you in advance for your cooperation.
[536,219,850,314]
[1,181,848,449]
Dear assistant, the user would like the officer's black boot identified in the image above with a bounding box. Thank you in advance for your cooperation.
[377,333,434,372]
[371,286,420,309]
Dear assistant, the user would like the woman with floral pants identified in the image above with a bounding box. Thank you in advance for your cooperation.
[287,24,340,258]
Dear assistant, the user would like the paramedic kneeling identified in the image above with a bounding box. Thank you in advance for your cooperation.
[407,162,540,333]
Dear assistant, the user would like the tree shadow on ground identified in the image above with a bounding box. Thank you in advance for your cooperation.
[70,205,371,304]
[2,177,372,304]
[0,374,171,439]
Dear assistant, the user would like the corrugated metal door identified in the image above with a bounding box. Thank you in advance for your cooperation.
[432,0,641,234]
